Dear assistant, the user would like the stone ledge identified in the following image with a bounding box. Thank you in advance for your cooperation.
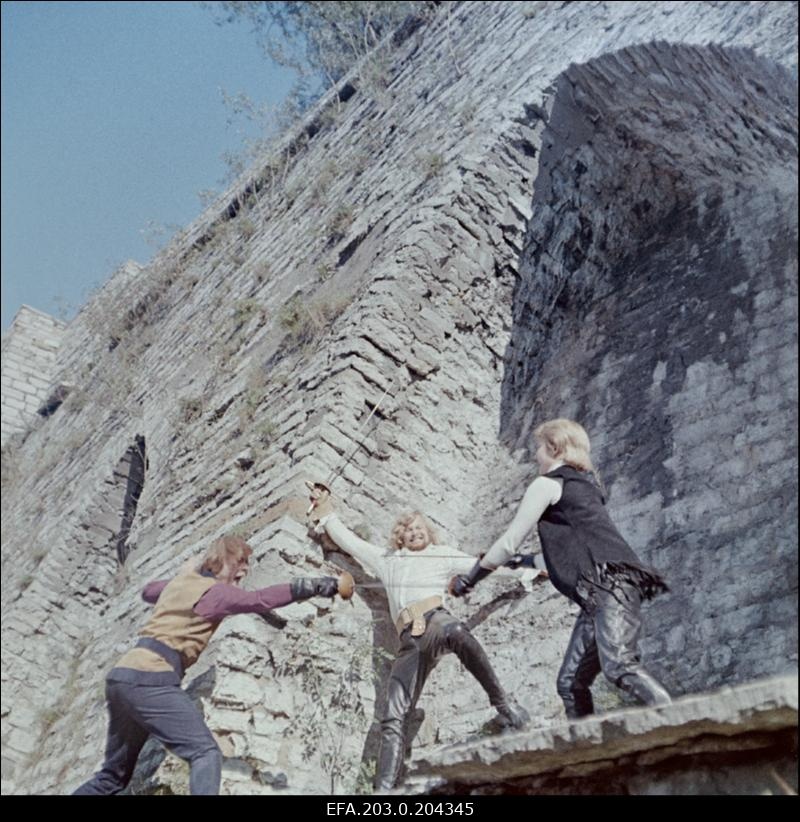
[405,674,798,792]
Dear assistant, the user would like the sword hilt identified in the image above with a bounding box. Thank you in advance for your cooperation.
[305,480,332,515]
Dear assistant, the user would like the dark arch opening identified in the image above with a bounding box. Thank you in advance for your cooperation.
[114,434,147,565]
[501,41,797,693]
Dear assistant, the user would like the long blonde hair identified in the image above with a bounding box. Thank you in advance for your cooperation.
[534,418,594,472]
[390,512,439,550]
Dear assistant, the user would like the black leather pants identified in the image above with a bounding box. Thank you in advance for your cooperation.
[556,580,671,719]
[375,609,511,791]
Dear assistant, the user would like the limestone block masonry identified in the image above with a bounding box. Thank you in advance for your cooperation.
[1,306,66,446]
[1,1,796,796]
[407,674,798,795]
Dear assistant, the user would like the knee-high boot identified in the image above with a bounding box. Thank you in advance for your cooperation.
[446,622,529,729]
[617,668,672,706]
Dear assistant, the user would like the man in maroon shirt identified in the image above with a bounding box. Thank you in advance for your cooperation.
[74,534,341,795]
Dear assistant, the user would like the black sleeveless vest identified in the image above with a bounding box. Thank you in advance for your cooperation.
[538,465,667,606]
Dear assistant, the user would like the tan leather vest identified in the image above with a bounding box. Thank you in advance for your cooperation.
[114,571,218,674]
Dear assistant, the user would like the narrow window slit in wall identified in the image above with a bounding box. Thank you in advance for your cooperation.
[37,384,72,418]
[114,435,146,565]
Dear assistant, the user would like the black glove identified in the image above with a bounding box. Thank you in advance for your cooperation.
[503,554,537,569]
[290,576,338,601]
[449,560,492,598]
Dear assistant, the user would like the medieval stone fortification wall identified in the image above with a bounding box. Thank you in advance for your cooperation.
[1,306,66,446]
[1,1,796,795]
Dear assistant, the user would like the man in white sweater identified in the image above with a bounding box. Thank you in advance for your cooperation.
[309,489,528,792]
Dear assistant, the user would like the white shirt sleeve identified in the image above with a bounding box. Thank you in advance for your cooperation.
[317,512,387,579]
[445,546,481,576]
[481,477,562,570]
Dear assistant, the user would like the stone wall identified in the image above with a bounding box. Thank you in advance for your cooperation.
[408,675,798,795]
[1,306,66,445]
[500,41,798,696]
[1,1,796,795]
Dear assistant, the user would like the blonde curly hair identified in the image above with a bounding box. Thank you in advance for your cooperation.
[390,512,439,551]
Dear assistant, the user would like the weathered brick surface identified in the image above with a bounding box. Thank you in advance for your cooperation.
[1,306,66,444]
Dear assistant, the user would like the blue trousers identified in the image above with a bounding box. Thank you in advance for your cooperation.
[73,678,221,795]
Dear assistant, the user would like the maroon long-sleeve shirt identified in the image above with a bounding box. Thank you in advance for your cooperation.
[142,579,294,620]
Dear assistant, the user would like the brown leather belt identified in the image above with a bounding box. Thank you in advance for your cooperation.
[394,595,443,637]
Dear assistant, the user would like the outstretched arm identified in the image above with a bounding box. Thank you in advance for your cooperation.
[194,578,339,620]
[481,476,561,570]
[316,513,388,580]
[451,476,560,597]
[447,546,485,576]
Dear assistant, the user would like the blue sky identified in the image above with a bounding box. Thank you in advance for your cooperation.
[1,0,299,331]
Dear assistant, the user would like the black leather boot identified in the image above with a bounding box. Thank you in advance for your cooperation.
[443,621,529,729]
[617,668,672,706]
[557,610,601,719]
[560,689,595,719]
[374,720,405,792]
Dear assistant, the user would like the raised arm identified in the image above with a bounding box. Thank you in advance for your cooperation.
[307,486,387,579]
[316,513,388,579]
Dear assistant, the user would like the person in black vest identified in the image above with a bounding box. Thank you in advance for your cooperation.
[451,418,672,719]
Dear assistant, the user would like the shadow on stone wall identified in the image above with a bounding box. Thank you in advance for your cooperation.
[500,42,798,696]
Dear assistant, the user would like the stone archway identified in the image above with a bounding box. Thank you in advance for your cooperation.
[501,42,797,694]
